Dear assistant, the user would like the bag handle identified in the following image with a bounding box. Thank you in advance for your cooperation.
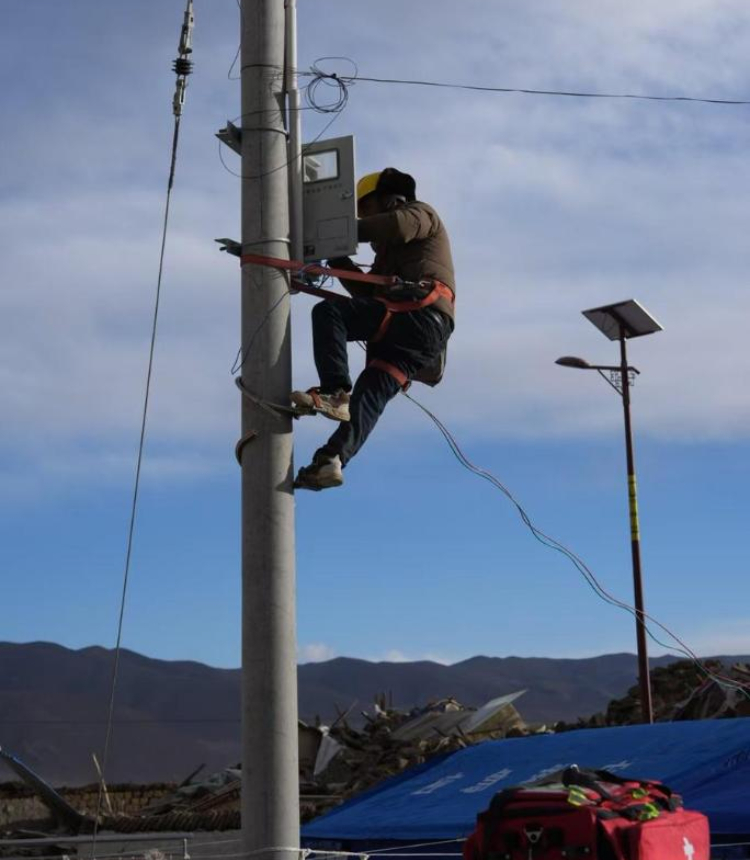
[562,765,673,799]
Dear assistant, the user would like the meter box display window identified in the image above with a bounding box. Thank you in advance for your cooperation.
[302,135,357,262]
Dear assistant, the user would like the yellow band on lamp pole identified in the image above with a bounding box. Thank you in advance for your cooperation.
[628,474,640,541]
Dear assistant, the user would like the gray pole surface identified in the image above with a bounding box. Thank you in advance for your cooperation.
[240,2,299,859]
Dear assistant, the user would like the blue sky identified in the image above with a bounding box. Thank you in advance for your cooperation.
[1,0,749,669]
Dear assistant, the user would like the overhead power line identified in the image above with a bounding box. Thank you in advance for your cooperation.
[296,61,750,107]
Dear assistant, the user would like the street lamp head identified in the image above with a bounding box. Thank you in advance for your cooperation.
[555,355,591,370]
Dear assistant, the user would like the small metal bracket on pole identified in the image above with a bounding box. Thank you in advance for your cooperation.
[216,120,242,155]
[216,237,242,257]
[603,368,638,394]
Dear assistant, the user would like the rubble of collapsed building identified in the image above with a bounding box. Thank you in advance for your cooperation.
[297,691,530,820]
[0,692,530,837]
[554,659,750,731]
[2,666,749,840]
[135,691,531,826]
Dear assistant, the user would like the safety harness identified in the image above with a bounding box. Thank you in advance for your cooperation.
[239,252,454,389]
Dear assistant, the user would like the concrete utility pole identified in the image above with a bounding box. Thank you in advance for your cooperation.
[240,1,299,858]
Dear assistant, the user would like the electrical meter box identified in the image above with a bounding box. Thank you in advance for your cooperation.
[302,135,357,262]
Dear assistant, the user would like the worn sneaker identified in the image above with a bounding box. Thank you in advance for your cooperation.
[291,388,350,422]
[294,453,344,491]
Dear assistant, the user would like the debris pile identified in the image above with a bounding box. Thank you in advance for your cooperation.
[555,660,750,731]
[309,692,527,800]
[302,697,474,817]
[141,692,531,823]
[108,766,243,831]
[0,693,529,834]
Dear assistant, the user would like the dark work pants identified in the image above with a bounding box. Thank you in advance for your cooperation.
[311,298,453,466]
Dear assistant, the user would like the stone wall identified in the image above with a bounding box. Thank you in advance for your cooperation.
[0,782,176,827]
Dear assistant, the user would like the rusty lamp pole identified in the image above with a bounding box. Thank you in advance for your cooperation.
[556,299,663,724]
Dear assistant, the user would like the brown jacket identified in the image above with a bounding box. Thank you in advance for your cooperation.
[337,201,456,320]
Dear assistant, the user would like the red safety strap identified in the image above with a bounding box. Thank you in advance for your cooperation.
[367,359,410,390]
[241,252,400,288]
[369,309,394,345]
[288,277,454,314]
[368,281,454,343]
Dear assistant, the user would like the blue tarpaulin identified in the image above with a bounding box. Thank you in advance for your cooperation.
[303,719,750,847]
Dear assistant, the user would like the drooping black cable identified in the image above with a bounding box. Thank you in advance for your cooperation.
[403,390,750,700]
[298,64,750,107]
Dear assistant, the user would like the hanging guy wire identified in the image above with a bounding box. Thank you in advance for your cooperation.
[92,0,195,850]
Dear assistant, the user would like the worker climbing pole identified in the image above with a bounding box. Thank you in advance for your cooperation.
[234,167,457,491]
[290,167,456,490]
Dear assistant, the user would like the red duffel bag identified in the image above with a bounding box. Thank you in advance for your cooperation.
[462,765,710,860]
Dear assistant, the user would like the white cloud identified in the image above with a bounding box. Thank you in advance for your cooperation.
[299,645,453,665]
[299,642,337,663]
[380,650,453,665]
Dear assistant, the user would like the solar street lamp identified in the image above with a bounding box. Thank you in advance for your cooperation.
[556,300,663,725]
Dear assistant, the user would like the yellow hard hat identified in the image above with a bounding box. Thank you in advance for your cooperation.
[357,171,382,202]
